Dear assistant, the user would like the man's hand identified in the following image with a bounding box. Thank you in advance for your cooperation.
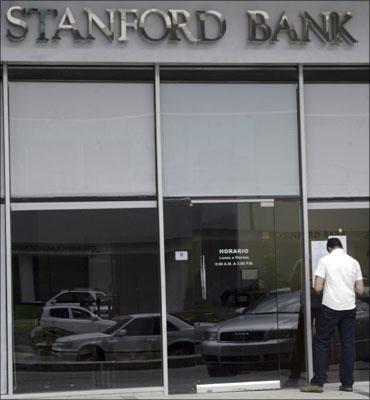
[314,276,325,294]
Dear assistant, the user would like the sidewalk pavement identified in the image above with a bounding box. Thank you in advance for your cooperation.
[41,382,370,400]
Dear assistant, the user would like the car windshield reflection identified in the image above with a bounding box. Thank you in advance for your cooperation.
[248,291,300,314]
[103,317,132,335]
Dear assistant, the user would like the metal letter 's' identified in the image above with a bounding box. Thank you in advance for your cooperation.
[52,7,85,41]
[330,12,358,44]
[6,6,28,41]
[28,8,58,42]
[117,9,138,42]
[138,9,171,42]
[196,10,226,42]
[271,11,301,43]
[301,11,330,43]
[84,8,115,42]
[247,10,271,42]
[168,9,199,43]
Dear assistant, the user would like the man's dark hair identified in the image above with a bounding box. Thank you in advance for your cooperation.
[327,237,343,251]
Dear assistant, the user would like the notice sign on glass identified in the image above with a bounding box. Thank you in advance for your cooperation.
[214,248,253,267]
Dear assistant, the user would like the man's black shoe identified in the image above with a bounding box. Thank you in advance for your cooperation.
[339,386,353,392]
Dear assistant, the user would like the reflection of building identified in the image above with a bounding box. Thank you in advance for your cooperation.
[0,0,369,398]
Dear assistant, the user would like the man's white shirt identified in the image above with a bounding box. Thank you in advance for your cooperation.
[315,248,363,310]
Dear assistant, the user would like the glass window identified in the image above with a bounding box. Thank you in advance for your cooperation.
[49,308,69,319]
[309,206,369,383]
[72,308,92,320]
[161,83,299,197]
[167,321,178,332]
[104,318,132,335]
[126,317,156,336]
[55,293,76,303]
[249,291,300,314]
[305,84,369,198]
[11,208,162,393]
[9,82,156,198]
[74,292,94,305]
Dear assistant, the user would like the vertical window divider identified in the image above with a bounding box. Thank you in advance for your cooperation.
[2,63,14,396]
[298,64,314,382]
[154,64,168,396]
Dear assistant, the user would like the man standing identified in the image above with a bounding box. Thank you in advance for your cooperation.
[300,237,364,393]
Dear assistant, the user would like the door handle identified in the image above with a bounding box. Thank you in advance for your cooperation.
[145,338,156,343]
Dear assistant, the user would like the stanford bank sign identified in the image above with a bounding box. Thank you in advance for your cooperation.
[5,5,358,45]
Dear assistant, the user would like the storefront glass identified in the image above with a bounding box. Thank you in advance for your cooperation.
[305,79,369,385]
[164,200,304,393]
[0,65,367,396]
[161,80,304,393]
[308,206,370,383]
[11,208,162,393]
[8,75,163,394]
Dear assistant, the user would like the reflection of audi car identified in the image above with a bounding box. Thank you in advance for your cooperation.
[52,314,195,362]
[202,291,369,377]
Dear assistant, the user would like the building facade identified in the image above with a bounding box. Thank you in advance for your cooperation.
[0,0,369,397]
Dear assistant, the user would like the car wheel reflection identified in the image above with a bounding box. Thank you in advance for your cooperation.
[77,345,105,362]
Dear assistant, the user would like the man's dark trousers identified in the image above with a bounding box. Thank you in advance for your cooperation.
[311,305,356,388]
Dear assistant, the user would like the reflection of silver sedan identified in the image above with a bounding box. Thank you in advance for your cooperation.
[201,291,370,377]
[52,314,195,362]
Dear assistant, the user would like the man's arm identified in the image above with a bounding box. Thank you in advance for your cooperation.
[314,276,325,294]
[355,279,365,296]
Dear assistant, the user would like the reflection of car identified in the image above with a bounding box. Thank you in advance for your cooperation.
[46,288,112,317]
[31,306,115,352]
[52,314,195,362]
[202,291,370,377]
[39,305,115,334]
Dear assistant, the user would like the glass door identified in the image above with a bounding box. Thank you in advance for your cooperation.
[164,199,300,393]
[308,204,370,384]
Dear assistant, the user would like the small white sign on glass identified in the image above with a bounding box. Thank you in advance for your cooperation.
[175,251,188,261]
